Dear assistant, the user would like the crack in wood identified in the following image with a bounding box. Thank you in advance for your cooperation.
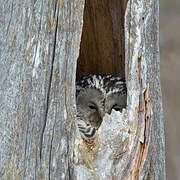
[6,1,14,37]
[39,0,59,167]
[48,2,60,178]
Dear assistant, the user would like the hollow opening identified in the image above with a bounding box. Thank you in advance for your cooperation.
[76,0,128,140]
[76,0,128,80]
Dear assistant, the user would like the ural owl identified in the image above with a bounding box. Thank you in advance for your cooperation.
[76,74,127,139]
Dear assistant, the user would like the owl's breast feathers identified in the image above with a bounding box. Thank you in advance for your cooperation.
[77,121,97,139]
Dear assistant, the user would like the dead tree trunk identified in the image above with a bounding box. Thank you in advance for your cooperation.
[0,0,165,179]
[0,0,84,179]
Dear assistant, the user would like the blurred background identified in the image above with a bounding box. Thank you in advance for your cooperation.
[160,0,180,179]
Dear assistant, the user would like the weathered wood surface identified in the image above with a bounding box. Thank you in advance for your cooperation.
[0,0,84,179]
[0,0,165,179]
[124,0,165,178]
[77,0,128,80]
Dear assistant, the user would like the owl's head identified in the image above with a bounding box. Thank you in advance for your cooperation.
[76,74,127,139]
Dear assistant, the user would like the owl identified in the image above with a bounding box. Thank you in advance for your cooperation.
[76,74,127,139]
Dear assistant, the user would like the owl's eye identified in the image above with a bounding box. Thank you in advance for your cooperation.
[88,103,97,110]
[112,104,122,112]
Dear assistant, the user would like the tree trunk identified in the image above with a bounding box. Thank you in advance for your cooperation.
[0,0,165,180]
[0,0,84,179]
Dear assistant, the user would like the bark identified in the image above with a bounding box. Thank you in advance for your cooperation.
[0,0,84,179]
[0,0,165,180]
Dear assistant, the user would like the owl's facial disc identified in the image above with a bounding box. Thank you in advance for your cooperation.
[76,88,105,129]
